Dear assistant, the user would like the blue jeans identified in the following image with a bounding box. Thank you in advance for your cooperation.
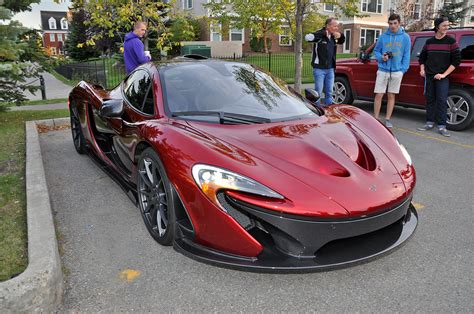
[313,68,334,107]
[425,75,449,127]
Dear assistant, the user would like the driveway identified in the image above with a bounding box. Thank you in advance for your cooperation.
[40,103,474,312]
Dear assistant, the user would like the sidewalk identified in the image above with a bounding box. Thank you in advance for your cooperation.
[23,72,73,101]
[10,103,68,111]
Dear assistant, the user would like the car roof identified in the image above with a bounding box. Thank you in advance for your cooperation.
[409,27,474,36]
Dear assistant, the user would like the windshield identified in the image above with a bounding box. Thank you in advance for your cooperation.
[160,61,318,123]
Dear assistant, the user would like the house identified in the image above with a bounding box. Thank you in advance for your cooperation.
[40,11,69,56]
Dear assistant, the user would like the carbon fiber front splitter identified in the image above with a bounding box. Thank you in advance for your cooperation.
[173,204,418,272]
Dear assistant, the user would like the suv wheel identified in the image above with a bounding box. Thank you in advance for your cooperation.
[333,77,354,105]
[446,88,473,131]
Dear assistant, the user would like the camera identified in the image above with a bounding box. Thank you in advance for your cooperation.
[384,51,393,59]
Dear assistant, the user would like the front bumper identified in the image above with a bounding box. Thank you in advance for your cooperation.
[174,196,418,272]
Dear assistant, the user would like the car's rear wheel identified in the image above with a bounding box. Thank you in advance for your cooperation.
[69,101,87,154]
[446,88,473,131]
[333,76,354,105]
[137,148,175,245]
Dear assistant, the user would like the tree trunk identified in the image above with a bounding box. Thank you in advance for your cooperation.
[293,0,304,92]
[263,32,268,53]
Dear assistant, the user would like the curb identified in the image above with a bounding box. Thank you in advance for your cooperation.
[0,118,69,312]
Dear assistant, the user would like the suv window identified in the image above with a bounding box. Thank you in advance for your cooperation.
[459,35,474,60]
[411,36,430,61]
[123,70,154,114]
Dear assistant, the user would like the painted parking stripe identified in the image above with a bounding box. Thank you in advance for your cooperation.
[413,202,425,210]
[394,127,474,149]
[119,269,141,282]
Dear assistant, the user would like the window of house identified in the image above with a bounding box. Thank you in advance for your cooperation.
[412,0,421,20]
[360,28,381,47]
[61,18,68,30]
[279,26,292,46]
[50,33,55,42]
[460,35,474,60]
[124,70,154,114]
[57,34,63,42]
[230,28,244,42]
[344,29,351,52]
[210,23,222,42]
[48,17,57,29]
[184,0,193,9]
[50,47,57,55]
[324,3,334,12]
[361,0,382,13]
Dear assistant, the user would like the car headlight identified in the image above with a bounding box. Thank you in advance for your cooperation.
[192,164,284,211]
[397,140,412,165]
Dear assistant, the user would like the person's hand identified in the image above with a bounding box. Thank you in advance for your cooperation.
[434,73,445,80]
[333,32,341,39]
[382,54,389,62]
[420,69,425,77]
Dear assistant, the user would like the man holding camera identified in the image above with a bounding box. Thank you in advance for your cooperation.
[373,14,411,128]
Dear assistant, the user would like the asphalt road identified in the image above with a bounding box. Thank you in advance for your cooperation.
[40,102,474,312]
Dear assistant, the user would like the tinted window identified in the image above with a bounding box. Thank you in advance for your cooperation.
[123,70,153,113]
[161,62,318,122]
[411,36,430,61]
[459,35,474,60]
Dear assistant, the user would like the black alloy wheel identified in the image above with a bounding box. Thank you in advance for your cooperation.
[69,100,87,154]
[137,148,175,245]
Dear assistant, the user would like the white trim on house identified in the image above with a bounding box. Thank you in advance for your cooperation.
[343,29,351,53]
[229,27,244,43]
[48,17,57,29]
[343,20,388,27]
[360,27,382,47]
[279,26,292,46]
[361,0,383,14]
[210,23,222,41]
[60,17,68,30]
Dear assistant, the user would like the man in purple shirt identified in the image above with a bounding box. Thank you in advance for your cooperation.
[124,21,151,74]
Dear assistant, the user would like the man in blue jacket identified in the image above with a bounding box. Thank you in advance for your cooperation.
[373,14,410,128]
[124,21,151,74]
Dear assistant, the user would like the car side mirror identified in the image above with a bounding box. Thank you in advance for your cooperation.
[100,99,124,118]
[359,51,369,62]
[304,88,320,103]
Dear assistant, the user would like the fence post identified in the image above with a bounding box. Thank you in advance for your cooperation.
[233,52,236,60]
[268,52,271,72]
[39,75,46,100]
[103,57,107,89]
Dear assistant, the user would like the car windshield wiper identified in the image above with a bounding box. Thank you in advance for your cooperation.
[171,111,272,124]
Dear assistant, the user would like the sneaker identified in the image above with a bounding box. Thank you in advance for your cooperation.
[385,120,393,128]
[438,127,451,137]
[416,123,434,131]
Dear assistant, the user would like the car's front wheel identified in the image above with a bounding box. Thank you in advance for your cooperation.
[333,76,354,105]
[69,100,87,154]
[137,148,175,245]
[446,88,473,131]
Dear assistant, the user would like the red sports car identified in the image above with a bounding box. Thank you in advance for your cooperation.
[68,57,417,271]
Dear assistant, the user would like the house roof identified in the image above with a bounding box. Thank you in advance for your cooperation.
[40,11,68,31]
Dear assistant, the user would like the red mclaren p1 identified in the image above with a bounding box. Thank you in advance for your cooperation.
[68,57,418,271]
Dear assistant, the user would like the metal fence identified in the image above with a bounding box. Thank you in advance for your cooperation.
[56,53,356,89]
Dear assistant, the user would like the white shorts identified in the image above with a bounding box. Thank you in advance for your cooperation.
[374,70,403,94]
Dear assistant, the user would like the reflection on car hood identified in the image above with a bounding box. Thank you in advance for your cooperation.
[185,111,411,217]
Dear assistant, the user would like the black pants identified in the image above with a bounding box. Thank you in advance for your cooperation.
[425,75,449,126]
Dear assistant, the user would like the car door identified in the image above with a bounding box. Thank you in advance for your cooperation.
[111,69,156,176]
[398,36,430,105]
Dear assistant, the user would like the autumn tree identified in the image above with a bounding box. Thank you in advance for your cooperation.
[73,0,197,54]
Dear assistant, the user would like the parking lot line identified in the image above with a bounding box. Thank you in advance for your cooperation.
[119,269,141,282]
[394,127,474,149]
[413,202,425,210]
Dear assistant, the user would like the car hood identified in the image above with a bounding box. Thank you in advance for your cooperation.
[184,109,411,217]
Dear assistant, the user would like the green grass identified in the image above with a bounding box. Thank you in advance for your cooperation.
[7,98,69,107]
[0,109,69,282]
[51,70,78,87]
